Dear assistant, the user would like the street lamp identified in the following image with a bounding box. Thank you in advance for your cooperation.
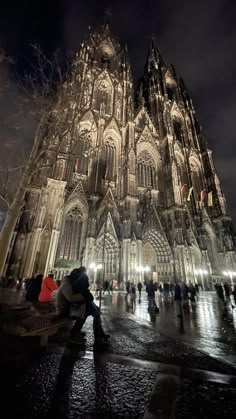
[195,269,208,290]
[89,263,102,290]
[136,265,150,283]
[223,270,236,285]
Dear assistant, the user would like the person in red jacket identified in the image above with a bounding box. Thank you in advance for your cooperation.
[39,273,58,302]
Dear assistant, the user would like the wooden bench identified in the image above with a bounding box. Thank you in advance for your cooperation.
[1,309,71,347]
[18,318,71,346]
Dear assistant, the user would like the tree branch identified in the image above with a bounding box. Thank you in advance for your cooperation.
[0,193,10,209]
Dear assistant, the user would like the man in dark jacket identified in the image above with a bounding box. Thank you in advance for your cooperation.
[25,274,43,302]
[69,267,110,345]
[137,282,142,298]
[174,281,182,318]
[146,280,158,313]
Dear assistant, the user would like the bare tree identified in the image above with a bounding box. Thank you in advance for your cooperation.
[0,45,97,276]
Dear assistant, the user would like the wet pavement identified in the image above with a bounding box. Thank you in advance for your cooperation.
[1,290,236,418]
[99,291,236,365]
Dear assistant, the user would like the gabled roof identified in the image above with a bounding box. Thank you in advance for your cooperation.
[134,107,157,135]
[98,211,119,242]
[104,117,121,137]
[66,181,88,211]
[98,187,119,218]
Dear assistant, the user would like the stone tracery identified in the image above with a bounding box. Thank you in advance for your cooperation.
[7,22,236,288]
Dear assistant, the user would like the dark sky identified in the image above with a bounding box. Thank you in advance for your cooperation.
[0,0,236,225]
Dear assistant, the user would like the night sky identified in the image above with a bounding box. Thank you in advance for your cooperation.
[0,0,236,225]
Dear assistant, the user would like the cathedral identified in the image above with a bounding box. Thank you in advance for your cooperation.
[6,22,236,289]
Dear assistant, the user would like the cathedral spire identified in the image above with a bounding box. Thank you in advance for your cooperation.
[146,36,166,72]
[104,8,112,27]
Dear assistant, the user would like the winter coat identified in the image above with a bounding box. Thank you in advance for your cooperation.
[174,284,182,301]
[25,275,43,301]
[146,283,156,298]
[56,276,85,316]
[38,276,58,302]
[69,271,94,302]
[137,282,142,291]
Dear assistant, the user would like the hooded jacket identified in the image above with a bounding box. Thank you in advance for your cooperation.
[56,276,85,315]
[38,276,58,302]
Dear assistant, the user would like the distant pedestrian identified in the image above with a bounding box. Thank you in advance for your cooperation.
[170,282,174,300]
[215,283,225,309]
[182,282,189,311]
[189,283,196,304]
[146,280,158,313]
[130,283,136,311]
[224,282,235,309]
[103,280,110,295]
[163,282,170,301]
[126,281,130,296]
[174,281,182,318]
[109,282,113,294]
[137,281,142,298]
[195,283,199,294]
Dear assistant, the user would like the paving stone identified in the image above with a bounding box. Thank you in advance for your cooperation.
[5,354,156,419]
[175,378,236,418]
[74,315,236,375]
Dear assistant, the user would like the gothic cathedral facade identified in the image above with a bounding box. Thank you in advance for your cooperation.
[7,23,236,288]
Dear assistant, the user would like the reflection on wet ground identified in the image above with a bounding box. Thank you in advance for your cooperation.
[99,291,236,364]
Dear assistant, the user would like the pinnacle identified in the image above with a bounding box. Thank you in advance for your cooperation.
[147,36,166,69]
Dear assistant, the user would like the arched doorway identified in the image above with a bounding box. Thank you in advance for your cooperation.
[143,242,157,282]
[142,229,173,283]
[96,232,119,285]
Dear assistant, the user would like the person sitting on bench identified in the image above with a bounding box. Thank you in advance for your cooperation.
[56,275,86,344]
[69,267,110,346]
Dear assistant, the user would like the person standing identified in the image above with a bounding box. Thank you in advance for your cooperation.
[189,282,196,305]
[146,280,158,313]
[126,281,130,296]
[195,283,199,295]
[215,283,225,309]
[224,282,234,309]
[137,281,142,298]
[103,280,110,295]
[174,281,182,318]
[130,283,136,311]
[182,282,189,311]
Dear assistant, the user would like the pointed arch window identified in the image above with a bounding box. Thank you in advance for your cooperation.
[138,151,156,189]
[190,159,203,202]
[173,119,184,144]
[59,207,83,261]
[74,134,92,176]
[93,75,113,115]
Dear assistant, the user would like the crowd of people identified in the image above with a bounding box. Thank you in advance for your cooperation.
[1,269,236,342]
[1,269,110,346]
[125,279,200,317]
[215,282,236,309]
